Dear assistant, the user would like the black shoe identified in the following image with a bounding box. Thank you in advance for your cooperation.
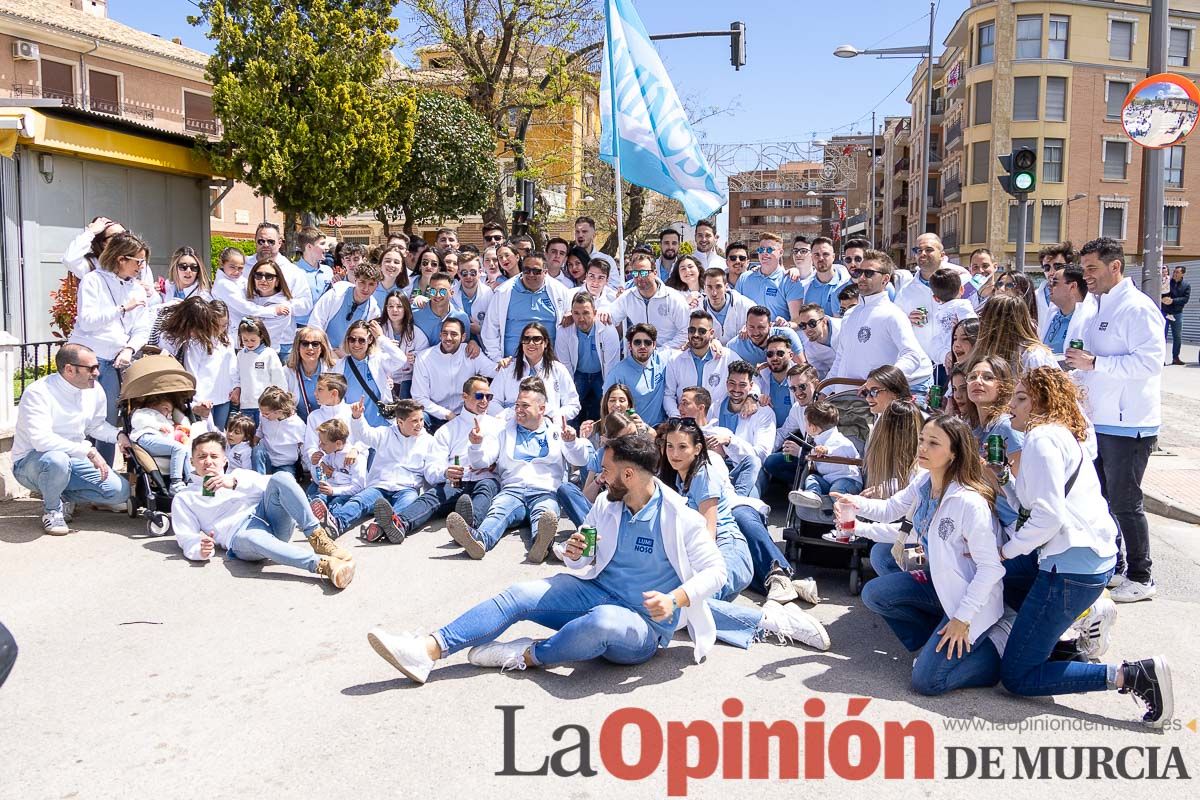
[372,498,407,544]
[454,491,475,529]
[1120,657,1174,728]
[1049,638,1087,663]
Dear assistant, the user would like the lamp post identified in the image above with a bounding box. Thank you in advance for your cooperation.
[835,0,936,252]
[1064,192,1088,244]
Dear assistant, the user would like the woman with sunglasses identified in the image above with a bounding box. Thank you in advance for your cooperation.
[286,327,336,422]
[245,260,295,359]
[993,272,1040,327]
[62,216,159,307]
[371,245,410,308]
[835,415,1007,696]
[157,297,237,430]
[973,295,1058,374]
[858,365,912,418]
[408,247,443,304]
[377,290,429,401]
[491,322,580,422]
[334,319,408,428]
[161,246,211,304]
[997,367,1172,728]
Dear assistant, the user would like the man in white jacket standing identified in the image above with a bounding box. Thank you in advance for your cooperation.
[12,344,131,535]
[446,378,589,563]
[1068,237,1165,603]
[664,309,734,417]
[483,251,573,360]
[607,252,690,349]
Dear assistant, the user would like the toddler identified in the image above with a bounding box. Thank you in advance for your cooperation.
[253,386,305,476]
[225,414,257,471]
[130,393,190,494]
[788,398,862,508]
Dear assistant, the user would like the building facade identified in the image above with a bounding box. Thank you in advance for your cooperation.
[727,161,826,245]
[880,116,913,264]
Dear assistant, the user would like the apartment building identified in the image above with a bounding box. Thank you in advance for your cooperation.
[880,116,913,265]
[727,161,826,245]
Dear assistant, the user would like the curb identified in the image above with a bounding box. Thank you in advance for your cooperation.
[1144,487,1200,525]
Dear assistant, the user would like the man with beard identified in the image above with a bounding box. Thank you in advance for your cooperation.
[656,227,682,282]
[483,252,573,359]
[664,310,735,417]
[793,303,840,379]
[681,363,775,498]
[801,237,851,318]
[723,241,751,289]
[755,335,798,428]
[729,305,805,365]
[604,323,673,427]
[736,232,805,323]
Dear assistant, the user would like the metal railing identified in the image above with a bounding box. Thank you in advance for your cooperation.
[943,176,962,199]
[894,157,910,175]
[10,85,155,121]
[185,117,221,135]
[12,340,63,404]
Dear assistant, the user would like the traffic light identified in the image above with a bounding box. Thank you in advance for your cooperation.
[998,147,1037,196]
[730,22,746,70]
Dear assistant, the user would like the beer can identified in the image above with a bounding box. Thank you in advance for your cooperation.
[625,409,636,417]
[916,306,928,326]
[201,480,215,498]
[1069,339,1085,351]
[581,526,597,558]
[928,385,943,410]
[986,434,1005,465]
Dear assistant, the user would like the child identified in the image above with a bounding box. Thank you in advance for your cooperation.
[233,318,286,425]
[130,393,190,494]
[306,418,368,520]
[225,413,257,471]
[837,282,860,317]
[303,373,354,463]
[928,268,977,385]
[173,431,355,589]
[787,398,862,508]
[253,386,305,476]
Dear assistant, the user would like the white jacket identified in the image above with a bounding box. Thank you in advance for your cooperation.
[828,291,933,386]
[555,321,622,379]
[456,282,495,333]
[211,273,272,341]
[482,276,573,361]
[565,481,728,662]
[1001,424,1118,563]
[428,411,506,484]
[235,347,287,409]
[351,417,438,492]
[307,282,381,337]
[313,448,368,496]
[303,401,355,461]
[69,269,152,360]
[664,347,735,417]
[162,337,238,407]
[490,359,581,422]
[1073,278,1165,430]
[609,283,690,349]
[412,345,498,420]
[703,405,776,463]
[130,407,175,443]
[852,475,1005,647]
[810,426,861,483]
[61,228,158,305]
[246,253,314,319]
[702,289,755,344]
[12,374,118,462]
[259,414,305,466]
[803,317,839,379]
[173,469,271,558]
[894,272,938,361]
[468,416,590,493]
[252,293,295,351]
[1035,281,1058,340]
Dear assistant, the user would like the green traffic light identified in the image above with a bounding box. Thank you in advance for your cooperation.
[1013,172,1035,191]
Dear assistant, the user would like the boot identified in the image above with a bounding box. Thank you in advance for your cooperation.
[316,556,355,589]
[309,528,352,561]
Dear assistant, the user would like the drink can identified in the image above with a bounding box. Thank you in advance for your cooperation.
[916,306,928,326]
[1069,339,1085,351]
[452,455,461,487]
[201,479,215,498]
[928,385,943,410]
[986,434,1005,465]
[625,409,636,417]
[581,526,597,558]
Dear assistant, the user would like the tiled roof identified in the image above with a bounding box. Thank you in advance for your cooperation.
[0,0,209,67]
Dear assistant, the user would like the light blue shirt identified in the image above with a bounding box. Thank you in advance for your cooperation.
[342,357,387,427]
[677,465,740,540]
[504,281,558,357]
[294,368,319,422]
[594,487,679,643]
[1041,546,1118,576]
[736,268,803,321]
[295,258,333,326]
[325,290,375,351]
[717,399,741,431]
[690,350,714,387]
[604,351,670,426]
[514,421,550,462]
[729,326,804,364]
[1042,310,1073,355]
[763,372,793,427]
[575,326,602,374]
[803,274,849,318]
[414,304,470,344]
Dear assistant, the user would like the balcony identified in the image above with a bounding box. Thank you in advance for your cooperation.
[890,231,906,245]
[892,194,909,211]
[943,175,962,201]
[10,84,155,122]
[894,157,910,178]
[894,120,911,144]
[942,231,960,252]
[930,97,946,120]
[927,193,942,214]
[945,120,962,147]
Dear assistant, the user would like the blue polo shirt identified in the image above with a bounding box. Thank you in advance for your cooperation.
[575,326,602,374]
[295,259,333,326]
[1042,310,1073,355]
[803,275,849,318]
[594,486,679,644]
[736,268,803,321]
[414,304,470,344]
[762,371,793,427]
[690,349,714,386]
[514,421,550,461]
[604,351,669,426]
[717,399,742,432]
[325,290,376,351]
[504,281,558,356]
[677,465,740,540]
[729,326,804,364]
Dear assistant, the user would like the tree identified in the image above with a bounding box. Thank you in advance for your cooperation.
[401,0,602,228]
[374,91,498,235]
[192,0,416,244]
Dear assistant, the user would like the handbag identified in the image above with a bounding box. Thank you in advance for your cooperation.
[345,357,399,420]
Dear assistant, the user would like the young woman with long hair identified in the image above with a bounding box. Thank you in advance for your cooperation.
[245,258,295,358]
[162,246,211,303]
[861,399,925,577]
[836,415,1007,696]
[333,319,408,428]
[859,364,912,418]
[947,365,972,420]
[409,247,442,301]
[157,297,236,430]
[496,243,521,281]
[491,322,580,421]
[942,316,980,387]
[376,290,429,400]
[974,294,1056,373]
[286,327,336,422]
[372,244,410,307]
[993,270,1039,324]
[999,367,1173,728]
[666,254,704,306]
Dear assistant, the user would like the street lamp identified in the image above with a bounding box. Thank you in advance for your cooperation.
[1064,192,1088,243]
[833,0,936,251]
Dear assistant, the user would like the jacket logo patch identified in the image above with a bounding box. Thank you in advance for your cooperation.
[938,517,955,541]
[707,374,720,387]
[635,536,655,553]
[1099,322,1109,331]
[658,305,669,317]
[857,326,872,343]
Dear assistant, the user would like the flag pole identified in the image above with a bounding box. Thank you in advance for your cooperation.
[605,4,626,269]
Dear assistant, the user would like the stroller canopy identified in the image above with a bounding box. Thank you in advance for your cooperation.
[118,354,196,402]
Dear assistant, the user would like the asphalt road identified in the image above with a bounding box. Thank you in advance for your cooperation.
[1,495,1198,799]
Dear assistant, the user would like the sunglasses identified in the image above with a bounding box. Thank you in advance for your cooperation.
[727,254,749,262]
[687,326,711,335]
[256,238,278,245]
[420,259,439,268]
[850,268,882,279]
[796,318,822,329]
[474,391,495,401]
[792,248,811,256]
[766,349,789,358]
[347,336,370,345]
[522,267,545,276]
[299,340,322,349]
[858,387,885,399]
[629,269,652,278]
[789,383,811,394]
[67,362,101,373]
[177,262,200,273]
[120,256,147,267]
[485,234,505,242]
[521,335,546,344]
[665,416,700,430]
[756,246,777,254]
[426,287,450,298]
[460,270,479,278]
[630,338,654,347]
[253,272,278,281]
[843,255,865,263]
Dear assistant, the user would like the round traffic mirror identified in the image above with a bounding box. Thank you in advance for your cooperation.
[1122,73,1200,149]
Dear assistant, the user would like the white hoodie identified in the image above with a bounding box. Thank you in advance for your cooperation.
[69,269,152,360]
[411,345,497,420]
[609,283,691,349]
[468,416,590,493]
[351,417,437,492]
[173,469,271,559]
[427,411,506,484]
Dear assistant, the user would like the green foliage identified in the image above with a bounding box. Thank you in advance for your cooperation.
[209,236,257,271]
[13,364,53,405]
[377,91,498,230]
[193,0,416,216]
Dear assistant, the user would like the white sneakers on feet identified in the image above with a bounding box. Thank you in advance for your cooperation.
[1108,573,1127,590]
[759,600,831,651]
[1111,579,1156,603]
[1073,594,1118,660]
[367,628,434,684]
[42,509,69,536]
[765,571,798,603]
[788,489,823,509]
[468,637,534,671]
[791,577,820,605]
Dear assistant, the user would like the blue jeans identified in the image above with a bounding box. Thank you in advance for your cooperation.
[911,616,1002,696]
[803,473,863,497]
[556,482,592,527]
[398,478,501,530]
[727,454,762,498]
[761,452,798,490]
[860,568,942,651]
[251,443,297,476]
[573,371,604,427]
[393,379,413,401]
[93,357,120,466]
[433,574,660,667]
[1000,555,1112,696]
[1165,315,1184,361]
[732,505,792,595]
[871,541,904,576]
[209,401,231,432]
[330,486,420,531]
[226,472,321,572]
[716,529,753,601]
[707,598,768,650]
[135,433,189,485]
[476,488,558,551]
[13,450,129,512]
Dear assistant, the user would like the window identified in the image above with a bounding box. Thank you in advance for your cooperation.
[40,60,75,104]
[1049,15,1070,59]
[209,187,224,221]
[740,200,750,208]
[184,91,216,134]
[1106,80,1131,119]
[971,140,990,184]
[1045,77,1067,121]
[970,201,989,243]
[1164,206,1183,245]
[1165,145,1185,188]
[1007,203,1035,243]
[88,70,119,114]
[1103,140,1129,180]
[1102,205,1126,239]
[1041,204,1062,242]
[1016,16,1043,59]
[1110,20,1134,61]
[1014,77,1040,120]
[1169,28,1191,67]
[977,21,995,65]
[973,81,992,125]
[1043,138,1065,182]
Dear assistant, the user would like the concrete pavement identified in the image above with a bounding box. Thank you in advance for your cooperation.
[1149,342,1200,523]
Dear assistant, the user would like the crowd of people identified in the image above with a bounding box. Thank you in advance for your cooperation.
[8,214,1176,728]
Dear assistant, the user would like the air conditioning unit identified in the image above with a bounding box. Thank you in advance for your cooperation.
[12,41,40,61]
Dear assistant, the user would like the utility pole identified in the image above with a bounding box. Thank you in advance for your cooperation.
[870,111,877,247]
[1139,0,1167,303]
[1015,195,1029,271]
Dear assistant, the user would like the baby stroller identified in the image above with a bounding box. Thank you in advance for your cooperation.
[781,377,874,595]
[117,354,197,537]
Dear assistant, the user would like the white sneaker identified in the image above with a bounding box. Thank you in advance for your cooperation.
[765,571,799,603]
[468,637,534,671]
[759,600,830,651]
[367,628,434,684]
[791,577,821,605]
[1111,579,1157,603]
[788,489,823,508]
[1073,594,1117,660]
[1108,573,1127,590]
[61,501,76,523]
[41,510,69,536]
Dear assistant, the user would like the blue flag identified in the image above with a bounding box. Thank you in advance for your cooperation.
[600,0,726,224]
